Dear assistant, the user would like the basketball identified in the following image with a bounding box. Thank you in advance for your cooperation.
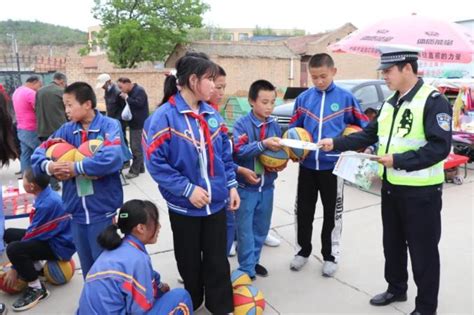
[75,139,103,161]
[282,127,313,160]
[233,284,265,315]
[259,147,289,169]
[45,142,77,162]
[342,124,363,136]
[0,265,27,294]
[43,259,75,285]
[231,270,252,288]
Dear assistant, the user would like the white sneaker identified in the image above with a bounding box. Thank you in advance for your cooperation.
[322,261,338,277]
[264,233,281,247]
[228,242,236,257]
[289,255,308,271]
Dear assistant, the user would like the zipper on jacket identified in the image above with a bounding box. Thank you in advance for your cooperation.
[383,104,401,179]
[315,91,326,170]
[82,196,90,224]
[197,119,212,215]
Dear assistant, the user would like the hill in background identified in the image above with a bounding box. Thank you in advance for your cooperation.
[0,20,88,46]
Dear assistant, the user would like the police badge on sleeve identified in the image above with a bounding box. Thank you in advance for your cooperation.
[436,113,451,131]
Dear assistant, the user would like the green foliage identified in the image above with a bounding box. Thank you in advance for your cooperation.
[92,0,209,68]
[253,25,306,37]
[0,20,87,46]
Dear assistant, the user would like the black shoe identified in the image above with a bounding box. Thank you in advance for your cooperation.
[12,285,49,311]
[0,303,7,314]
[410,311,437,315]
[369,291,407,306]
[125,172,139,179]
[250,275,256,281]
[255,264,268,277]
[139,168,145,174]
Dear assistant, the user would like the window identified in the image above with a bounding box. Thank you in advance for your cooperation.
[380,84,392,99]
[353,85,379,106]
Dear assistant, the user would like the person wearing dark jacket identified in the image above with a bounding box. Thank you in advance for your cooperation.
[319,45,452,315]
[117,77,149,179]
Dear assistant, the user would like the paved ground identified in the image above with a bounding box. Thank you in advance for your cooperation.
[1,160,473,314]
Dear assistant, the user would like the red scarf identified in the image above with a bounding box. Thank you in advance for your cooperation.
[186,112,215,177]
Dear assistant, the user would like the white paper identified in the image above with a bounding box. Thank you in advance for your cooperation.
[333,151,379,190]
[279,138,321,151]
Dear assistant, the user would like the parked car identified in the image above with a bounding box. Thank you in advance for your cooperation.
[272,79,391,132]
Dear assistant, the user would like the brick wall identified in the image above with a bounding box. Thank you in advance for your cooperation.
[65,55,168,110]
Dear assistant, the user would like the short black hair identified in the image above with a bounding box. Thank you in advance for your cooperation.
[248,80,276,102]
[117,77,132,84]
[26,76,40,83]
[24,167,50,190]
[53,72,67,82]
[217,65,226,77]
[64,82,97,109]
[364,108,378,115]
[395,60,418,74]
[309,53,335,68]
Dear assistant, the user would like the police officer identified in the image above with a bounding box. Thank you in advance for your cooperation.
[319,44,452,315]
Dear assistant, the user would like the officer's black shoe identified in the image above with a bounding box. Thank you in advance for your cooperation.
[409,311,437,315]
[369,291,407,306]
[255,264,268,277]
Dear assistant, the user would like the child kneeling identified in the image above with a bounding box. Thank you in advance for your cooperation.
[3,168,76,311]
[77,200,192,315]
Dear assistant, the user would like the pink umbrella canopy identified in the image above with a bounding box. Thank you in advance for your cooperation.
[329,15,474,64]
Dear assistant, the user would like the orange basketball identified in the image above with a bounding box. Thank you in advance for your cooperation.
[75,139,103,161]
[233,284,265,315]
[342,124,363,136]
[0,265,27,294]
[45,142,77,162]
[259,146,289,169]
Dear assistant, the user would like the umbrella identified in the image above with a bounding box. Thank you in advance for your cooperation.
[329,15,474,64]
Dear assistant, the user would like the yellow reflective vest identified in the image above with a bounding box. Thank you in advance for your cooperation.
[377,84,444,186]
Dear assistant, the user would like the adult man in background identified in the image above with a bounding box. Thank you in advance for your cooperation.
[117,77,149,179]
[12,76,42,175]
[35,72,67,190]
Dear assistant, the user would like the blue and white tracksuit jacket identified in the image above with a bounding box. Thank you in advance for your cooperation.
[232,111,282,277]
[77,235,192,315]
[232,111,282,191]
[31,110,124,225]
[289,82,369,170]
[23,186,75,260]
[143,93,237,217]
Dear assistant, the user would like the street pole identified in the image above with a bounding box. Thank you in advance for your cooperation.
[6,33,21,83]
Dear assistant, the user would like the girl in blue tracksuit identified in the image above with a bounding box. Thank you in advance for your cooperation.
[144,52,239,314]
[288,53,369,276]
[233,80,286,279]
[3,168,75,312]
[31,82,124,277]
[77,200,192,315]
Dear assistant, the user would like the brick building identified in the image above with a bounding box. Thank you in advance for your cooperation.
[165,41,300,95]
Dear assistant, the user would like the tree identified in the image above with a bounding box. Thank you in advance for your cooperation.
[91,0,209,68]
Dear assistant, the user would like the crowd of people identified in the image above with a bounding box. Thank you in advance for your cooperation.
[0,45,451,315]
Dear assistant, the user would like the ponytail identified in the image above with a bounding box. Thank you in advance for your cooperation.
[97,224,122,250]
[160,75,178,106]
[97,200,160,250]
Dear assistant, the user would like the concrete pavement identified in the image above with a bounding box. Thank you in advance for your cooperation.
[1,160,472,314]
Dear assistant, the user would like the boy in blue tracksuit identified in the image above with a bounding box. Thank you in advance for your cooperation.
[78,200,192,315]
[233,80,286,279]
[31,82,123,278]
[288,53,369,276]
[3,168,75,311]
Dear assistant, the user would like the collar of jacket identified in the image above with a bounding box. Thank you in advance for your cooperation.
[72,110,103,135]
[387,78,424,106]
[249,110,275,127]
[313,81,336,94]
[170,93,215,116]
[124,234,147,253]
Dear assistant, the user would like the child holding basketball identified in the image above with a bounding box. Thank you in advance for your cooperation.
[144,52,239,314]
[232,79,286,279]
[77,200,192,315]
[2,168,75,311]
[31,82,123,277]
[288,53,368,276]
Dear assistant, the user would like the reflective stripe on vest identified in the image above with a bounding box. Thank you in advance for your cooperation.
[376,84,444,186]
